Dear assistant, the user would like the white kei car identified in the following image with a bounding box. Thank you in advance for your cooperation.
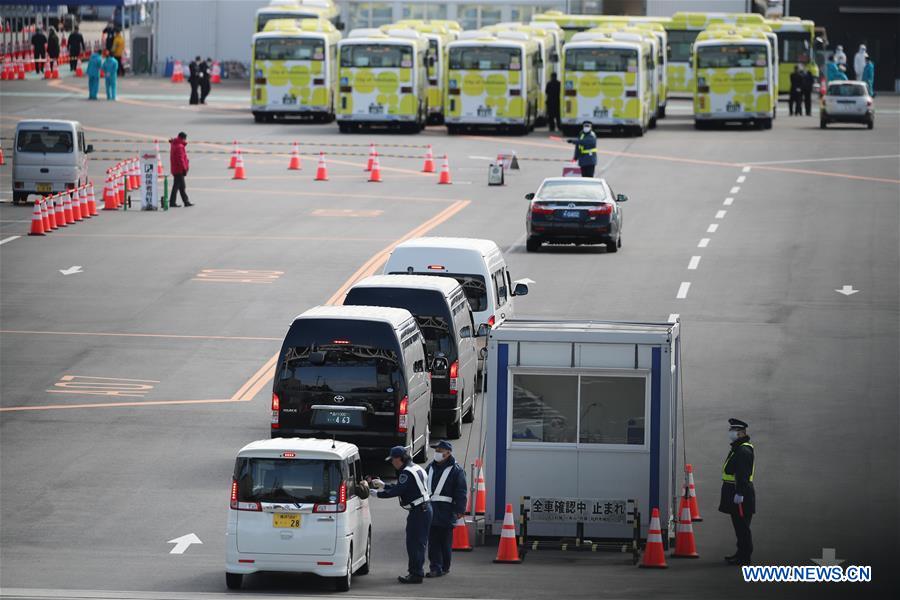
[820,80,874,129]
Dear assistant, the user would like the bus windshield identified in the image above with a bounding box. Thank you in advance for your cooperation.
[255,38,325,61]
[449,46,522,71]
[697,45,768,69]
[667,29,698,62]
[777,31,810,63]
[566,47,638,72]
[340,44,413,68]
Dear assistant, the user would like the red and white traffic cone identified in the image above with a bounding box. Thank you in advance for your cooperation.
[228,140,239,169]
[46,195,58,230]
[40,196,51,232]
[639,508,668,568]
[671,504,699,558]
[685,464,702,522]
[155,139,164,176]
[87,182,99,216]
[54,194,66,226]
[422,144,435,173]
[493,504,522,564]
[365,143,376,172]
[102,173,116,210]
[368,152,382,182]
[438,154,452,184]
[288,141,302,170]
[474,459,487,515]
[232,151,247,180]
[451,516,472,552]
[63,191,75,225]
[314,152,329,181]
[72,187,84,221]
[28,199,45,236]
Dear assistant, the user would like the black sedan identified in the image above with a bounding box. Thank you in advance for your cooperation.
[525,177,627,253]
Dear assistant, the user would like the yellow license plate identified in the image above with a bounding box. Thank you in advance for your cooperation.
[36,183,52,193]
[273,513,301,528]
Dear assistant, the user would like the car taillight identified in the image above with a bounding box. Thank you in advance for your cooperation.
[398,395,408,433]
[230,479,238,508]
[314,482,347,513]
[449,360,459,395]
[66,182,76,190]
[271,392,280,428]
[231,478,261,511]
[589,204,613,216]
[867,99,873,107]
[487,315,495,328]
[531,203,554,216]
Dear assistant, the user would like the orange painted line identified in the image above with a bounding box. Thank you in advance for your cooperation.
[0,329,281,341]
[189,186,456,203]
[231,353,280,402]
[51,233,392,242]
[749,164,900,185]
[0,398,237,412]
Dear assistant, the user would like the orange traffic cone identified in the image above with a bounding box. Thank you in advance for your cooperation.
[474,459,486,515]
[43,61,51,79]
[0,145,5,165]
[102,174,116,210]
[75,63,83,77]
[368,152,382,182]
[314,152,329,181]
[672,504,699,558]
[155,139,164,176]
[72,187,84,221]
[639,508,668,568]
[365,144,376,172]
[116,166,125,206]
[46,195,58,230]
[40,197,51,232]
[28,200,45,236]
[51,63,59,79]
[438,154,452,185]
[63,191,75,225]
[171,60,184,83]
[493,504,522,564]
[210,60,222,84]
[87,182,99,216]
[288,142,302,170]
[451,516,473,552]
[685,464,702,522]
[422,144,435,173]
[232,151,247,180]
[17,58,25,80]
[228,140,239,169]
[79,186,91,219]
[53,195,66,226]
[129,159,139,190]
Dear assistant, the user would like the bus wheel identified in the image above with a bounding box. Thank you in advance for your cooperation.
[633,125,644,137]
[447,124,459,135]
[338,122,352,134]
[252,112,264,124]
[649,116,658,129]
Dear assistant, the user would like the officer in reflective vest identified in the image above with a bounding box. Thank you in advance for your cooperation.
[719,418,755,565]
[369,446,433,583]
[424,440,468,578]
[567,121,598,178]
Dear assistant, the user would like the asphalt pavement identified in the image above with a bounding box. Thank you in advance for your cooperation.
[1,75,898,600]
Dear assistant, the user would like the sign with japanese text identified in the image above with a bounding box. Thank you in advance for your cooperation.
[528,497,628,524]
[140,152,158,210]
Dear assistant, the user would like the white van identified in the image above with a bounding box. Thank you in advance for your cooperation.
[343,275,481,439]
[382,237,530,378]
[226,438,372,592]
[12,119,93,204]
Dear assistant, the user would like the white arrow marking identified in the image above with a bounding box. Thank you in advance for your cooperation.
[835,285,859,296]
[167,533,202,554]
[59,266,83,276]
[811,547,844,566]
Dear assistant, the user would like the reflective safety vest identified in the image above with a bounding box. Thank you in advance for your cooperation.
[577,132,597,155]
[722,442,755,483]
[401,464,431,510]
[427,464,454,504]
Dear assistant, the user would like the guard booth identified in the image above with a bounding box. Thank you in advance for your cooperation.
[482,319,681,550]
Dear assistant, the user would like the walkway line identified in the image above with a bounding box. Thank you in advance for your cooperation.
[0,235,21,246]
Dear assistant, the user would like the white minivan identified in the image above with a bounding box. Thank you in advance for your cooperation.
[226,438,372,592]
[382,237,529,378]
[12,119,93,204]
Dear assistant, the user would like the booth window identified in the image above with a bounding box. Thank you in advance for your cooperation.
[579,376,645,445]
[512,374,577,443]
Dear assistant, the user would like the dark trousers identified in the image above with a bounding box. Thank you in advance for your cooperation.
[730,512,753,559]
[428,525,454,574]
[200,80,210,104]
[789,92,802,115]
[580,164,596,178]
[405,504,432,577]
[117,58,124,76]
[802,91,812,115]
[169,174,189,206]
[547,109,561,131]
[33,48,45,72]
[69,58,78,72]
[189,80,199,105]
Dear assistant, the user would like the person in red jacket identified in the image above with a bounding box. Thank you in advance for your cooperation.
[168,132,193,207]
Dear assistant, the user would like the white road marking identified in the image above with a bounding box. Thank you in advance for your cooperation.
[676,282,691,299]
[698,238,710,248]
[59,266,83,275]
[707,224,719,233]
[745,154,900,166]
[468,155,496,161]
[730,186,740,194]
[736,175,746,183]
[835,285,859,296]
[167,533,202,554]
[742,166,752,173]
[715,210,727,219]
[687,256,701,270]
[667,313,680,323]
[0,235,21,246]
[724,197,734,206]
[506,233,527,254]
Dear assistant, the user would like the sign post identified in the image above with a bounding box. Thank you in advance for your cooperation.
[140,152,159,211]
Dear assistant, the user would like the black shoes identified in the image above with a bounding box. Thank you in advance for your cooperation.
[398,574,423,584]
[425,570,443,578]
[184,201,194,207]
[726,555,752,565]
[170,203,179,207]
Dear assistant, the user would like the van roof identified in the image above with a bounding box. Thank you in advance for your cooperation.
[351,274,463,295]
[394,237,502,257]
[294,304,415,329]
[238,437,359,459]
[15,119,80,129]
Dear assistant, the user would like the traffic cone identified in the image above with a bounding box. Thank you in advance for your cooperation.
[365,144,376,171]
[116,166,125,206]
[288,142,302,170]
[63,191,75,225]
[28,200,45,236]
[510,151,520,170]
[51,63,59,79]
[79,186,91,219]
[75,63,83,77]
[314,152,329,181]
[672,504,699,558]
[232,151,246,180]
[228,140,239,169]
[368,152,382,182]
[171,60,183,83]
[438,154,452,184]
[17,58,25,80]
[46,195,58,230]
[210,60,221,83]
[685,464,702,522]
[451,516,473,552]
[0,145,5,165]
[54,194,66,226]
[422,144,435,173]
[87,182,99,216]
[43,61,51,79]
[474,459,486,515]
[128,160,138,190]
[72,187,84,221]
[155,139,164,176]
[493,504,522,564]
[40,197,51,232]
[639,508,668,568]
[102,174,116,210]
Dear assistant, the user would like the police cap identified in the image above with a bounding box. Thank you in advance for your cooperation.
[430,440,452,452]
[385,445,408,461]
[728,418,749,431]
[582,121,592,127]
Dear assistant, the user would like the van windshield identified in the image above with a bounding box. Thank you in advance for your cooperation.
[389,272,488,313]
[234,457,339,504]
[16,130,74,153]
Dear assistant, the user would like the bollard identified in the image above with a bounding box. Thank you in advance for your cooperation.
[162,175,169,211]
[123,170,129,211]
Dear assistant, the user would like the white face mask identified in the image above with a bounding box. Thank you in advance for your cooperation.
[583,126,591,133]
[728,430,740,443]
[433,451,447,463]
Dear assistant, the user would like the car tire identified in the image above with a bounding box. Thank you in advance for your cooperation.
[12,192,28,205]
[617,235,622,249]
[462,390,475,423]
[335,547,352,592]
[606,239,618,253]
[867,117,874,130]
[413,424,429,463]
[225,573,243,590]
[526,237,541,252]
[357,532,371,575]
[447,415,462,440]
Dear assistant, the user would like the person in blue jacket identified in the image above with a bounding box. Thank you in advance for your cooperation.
[826,57,847,84]
[369,446,432,584]
[862,55,875,96]
[86,50,102,100]
[424,440,468,578]
[568,121,598,178]
[101,51,118,101]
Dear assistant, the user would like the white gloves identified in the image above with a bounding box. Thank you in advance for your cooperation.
[370,478,385,490]
[733,494,744,504]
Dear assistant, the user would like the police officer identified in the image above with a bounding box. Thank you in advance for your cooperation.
[425,441,467,578]
[369,446,432,583]
[719,418,755,565]
[567,121,598,178]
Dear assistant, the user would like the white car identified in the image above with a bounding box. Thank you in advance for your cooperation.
[820,81,874,129]
[225,438,372,592]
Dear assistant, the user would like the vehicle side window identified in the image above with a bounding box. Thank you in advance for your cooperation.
[346,459,356,498]
[78,131,85,153]
[354,458,363,483]
[493,269,508,307]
